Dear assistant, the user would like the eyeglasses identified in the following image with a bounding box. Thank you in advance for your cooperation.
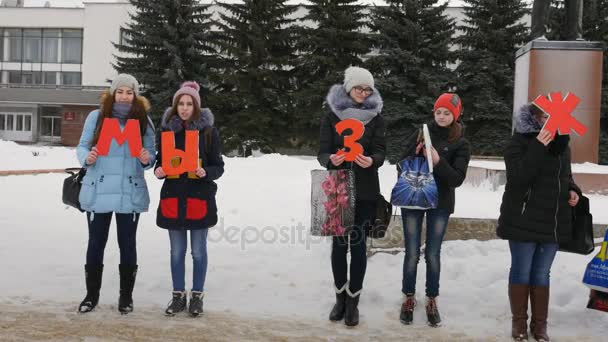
[353,86,373,95]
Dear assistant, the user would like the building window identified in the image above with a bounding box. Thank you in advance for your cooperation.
[61,72,81,85]
[40,106,61,138]
[23,29,42,63]
[22,71,42,85]
[40,116,61,137]
[42,29,60,63]
[6,114,13,130]
[7,29,22,62]
[0,114,5,130]
[62,29,83,64]
[24,115,31,131]
[119,28,132,48]
[43,71,57,85]
[16,114,23,131]
[0,29,3,63]
[8,71,20,84]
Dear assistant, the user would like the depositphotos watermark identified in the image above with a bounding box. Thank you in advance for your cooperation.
[205,217,399,250]
[206,218,324,250]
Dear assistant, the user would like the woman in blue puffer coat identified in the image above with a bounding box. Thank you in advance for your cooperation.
[75,74,156,314]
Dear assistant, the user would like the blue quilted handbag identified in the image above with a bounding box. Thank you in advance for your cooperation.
[390,156,438,210]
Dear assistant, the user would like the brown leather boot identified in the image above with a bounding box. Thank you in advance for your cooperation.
[509,284,529,341]
[530,286,550,341]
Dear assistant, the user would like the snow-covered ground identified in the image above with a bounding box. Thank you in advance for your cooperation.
[0,140,607,340]
[470,159,608,175]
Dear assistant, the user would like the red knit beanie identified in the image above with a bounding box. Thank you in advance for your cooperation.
[433,93,462,122]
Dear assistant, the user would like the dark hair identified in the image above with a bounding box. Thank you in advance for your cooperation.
[447,121,462,143]
[529,103,544,117]
[167,93,202,124]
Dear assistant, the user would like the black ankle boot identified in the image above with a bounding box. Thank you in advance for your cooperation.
[118,264,138,314]
[79,264,103,313]
[329,285,347,321]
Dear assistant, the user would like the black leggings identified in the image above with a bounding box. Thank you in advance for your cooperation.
[86,212,140,266]
[331,200,375,293]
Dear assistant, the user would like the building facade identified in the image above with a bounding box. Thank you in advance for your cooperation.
[0,0,529,146]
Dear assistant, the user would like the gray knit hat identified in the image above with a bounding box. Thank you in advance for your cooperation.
[110,73,140,96]
[343,66,374,93]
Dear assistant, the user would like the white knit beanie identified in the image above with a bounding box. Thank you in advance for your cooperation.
[343,66,374,93]
[110,73,140,96]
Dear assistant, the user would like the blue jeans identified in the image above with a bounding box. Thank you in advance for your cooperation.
[86,212,139,266]
[509,241,558,286]
[401,208,450,297]
[169,229,209,292]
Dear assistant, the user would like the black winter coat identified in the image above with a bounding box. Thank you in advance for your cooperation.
[155,108,225,230]
[398,121,471,214]
[497,104,580,243]
[317,85,387,201]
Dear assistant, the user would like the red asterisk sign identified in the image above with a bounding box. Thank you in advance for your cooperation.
[532,92,587,137]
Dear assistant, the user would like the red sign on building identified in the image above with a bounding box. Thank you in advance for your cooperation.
[64,112,76,121]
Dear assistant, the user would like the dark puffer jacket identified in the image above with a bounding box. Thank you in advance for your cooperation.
[497,104,580,243]
[317,85,387,201]
[155,108,225,230]
[398,121,471,214]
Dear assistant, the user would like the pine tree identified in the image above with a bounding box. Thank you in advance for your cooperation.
[582,0,608,164]
[455,0,528,155]
[291,0,370,149]
[114,0,216,123]
[547,0,608,163]
[211,0,297,153]
[366,0,456,162]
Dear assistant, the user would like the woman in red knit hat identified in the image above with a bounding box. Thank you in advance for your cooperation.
[396,93,471,327]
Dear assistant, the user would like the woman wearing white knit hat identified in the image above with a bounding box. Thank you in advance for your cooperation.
[317,66,386,327]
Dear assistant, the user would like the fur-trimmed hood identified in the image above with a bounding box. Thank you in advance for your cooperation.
[326,84,383,115]
[160,107,215,132]
[99,89,151,112]
[514,104,542,134]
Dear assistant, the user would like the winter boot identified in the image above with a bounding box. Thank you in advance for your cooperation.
[425,296,442,327]
[344,287,361,327]
[118,264,138,314]
[189,291,204,317]
[400,294,416,325]
[78,264,103,313]
[165,291,187,316]
[509,284,530,341]
[329,284,347,321]
[530,286,550,342]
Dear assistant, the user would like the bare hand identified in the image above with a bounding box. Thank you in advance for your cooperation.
[415,142,424,155]
[354,154,373,168]
[195,167,206,178]
[86,146,99,165]
[138,148,151,165]
[154,167,166,179]
[329,154,346,167]
[536,129,553,146]
[568,190,579,207]
[422,146,440,166]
